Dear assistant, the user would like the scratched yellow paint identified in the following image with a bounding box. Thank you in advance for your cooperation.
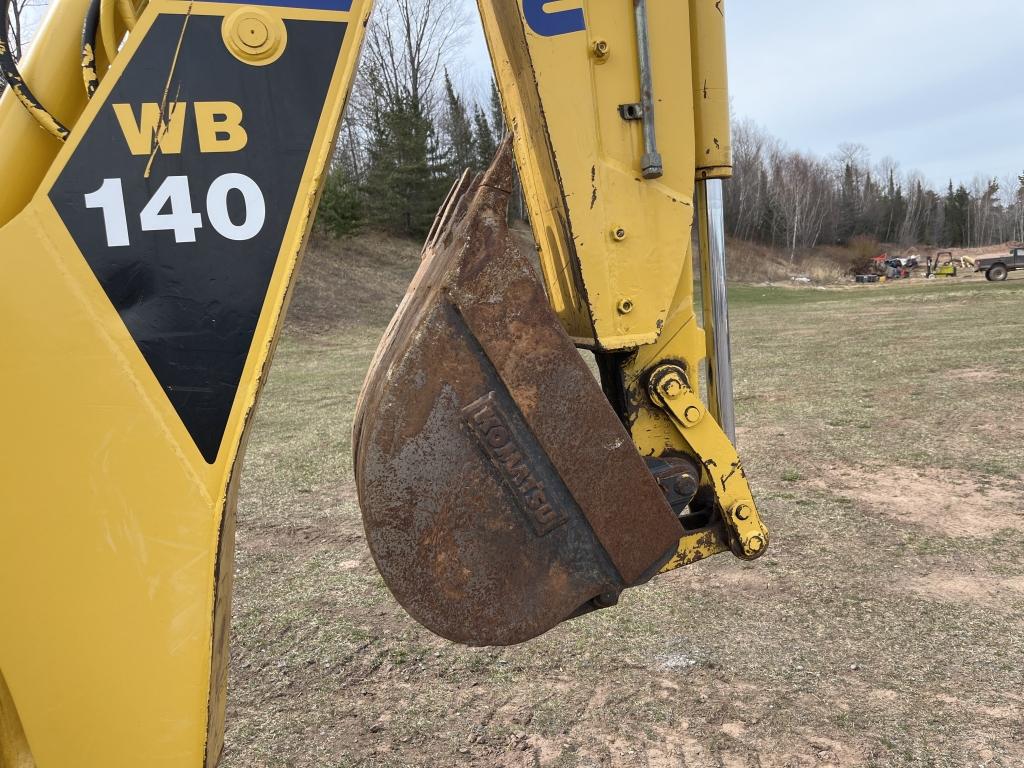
[477,0,697,351]
[0,0,91,225]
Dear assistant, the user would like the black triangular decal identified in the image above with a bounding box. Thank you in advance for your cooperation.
[50,14,347,462]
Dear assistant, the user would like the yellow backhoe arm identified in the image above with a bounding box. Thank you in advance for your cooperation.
[0,0,766,763]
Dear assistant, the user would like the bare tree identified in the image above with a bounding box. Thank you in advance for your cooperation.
[2,0,45,92]
[1002,172,1024,244]
[725,119,778,243]
[724,121,1023,252]
[833,142,870,174]
[357,0,468,116]
[331,0,469,177]
[770,151,834,260]
[899,173,930,246]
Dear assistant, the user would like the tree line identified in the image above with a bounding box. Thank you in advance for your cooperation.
[8,0,1023,253]
[317,0,504,239]
[725,120,1024,258]
[325,2,1024,254]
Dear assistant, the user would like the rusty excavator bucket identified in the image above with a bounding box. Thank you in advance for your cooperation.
[353,143,684,647]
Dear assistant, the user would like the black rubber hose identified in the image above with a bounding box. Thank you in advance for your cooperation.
[81,0,102,97]
[0,0,70,140]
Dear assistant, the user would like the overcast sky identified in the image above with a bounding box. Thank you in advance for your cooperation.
[460,0,1024,188]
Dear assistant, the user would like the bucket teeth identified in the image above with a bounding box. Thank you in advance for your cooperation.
[354,141,683,647]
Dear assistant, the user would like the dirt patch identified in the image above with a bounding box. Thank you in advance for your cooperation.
[947,367,1006,384]
[931,692,1024,731]
[813,465,1024,537]
[906,573,1024,606]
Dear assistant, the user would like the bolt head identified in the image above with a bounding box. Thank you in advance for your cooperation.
[662,379,683,398]
[223,8,287,65]
[240,18,270,48]
[672,474,699,500]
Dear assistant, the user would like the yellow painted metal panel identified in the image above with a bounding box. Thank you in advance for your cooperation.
[0,1,372,764]
[478,0,697,351]
[479,0,764,570]
[691,0,733,178]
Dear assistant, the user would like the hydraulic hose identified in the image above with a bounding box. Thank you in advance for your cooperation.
[0,0,70,140]
[81,0,101,96]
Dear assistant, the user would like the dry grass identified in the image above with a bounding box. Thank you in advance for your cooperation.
[287,233,422,334]
[727,240,860,284]
[222,236,1024,768]
[725,238,1022,285]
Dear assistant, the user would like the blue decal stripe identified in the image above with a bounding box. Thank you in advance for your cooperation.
[523,0,585,37]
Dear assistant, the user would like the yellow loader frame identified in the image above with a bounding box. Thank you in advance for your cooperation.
[0,0,372,764]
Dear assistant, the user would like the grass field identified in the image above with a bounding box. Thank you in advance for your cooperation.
[222,238,1024,768]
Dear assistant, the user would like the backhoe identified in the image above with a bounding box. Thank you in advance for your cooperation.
[0,0,768,764]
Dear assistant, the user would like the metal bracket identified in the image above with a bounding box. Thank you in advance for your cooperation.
[647,364,769,561]
[618,103,644,121]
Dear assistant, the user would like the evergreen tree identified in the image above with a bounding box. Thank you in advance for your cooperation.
[489,79,505,138]
[860,172,883,239]
[473,105,498,169]
[928,190,945,245]
[441,71,476,178]
[363,94,449,238]
[838,163,861,243]
[943,182,971,247]
[318,167,364,237]
[882,170,907,243]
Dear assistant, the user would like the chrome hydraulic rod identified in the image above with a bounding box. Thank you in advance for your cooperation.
[696,178,737,444]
